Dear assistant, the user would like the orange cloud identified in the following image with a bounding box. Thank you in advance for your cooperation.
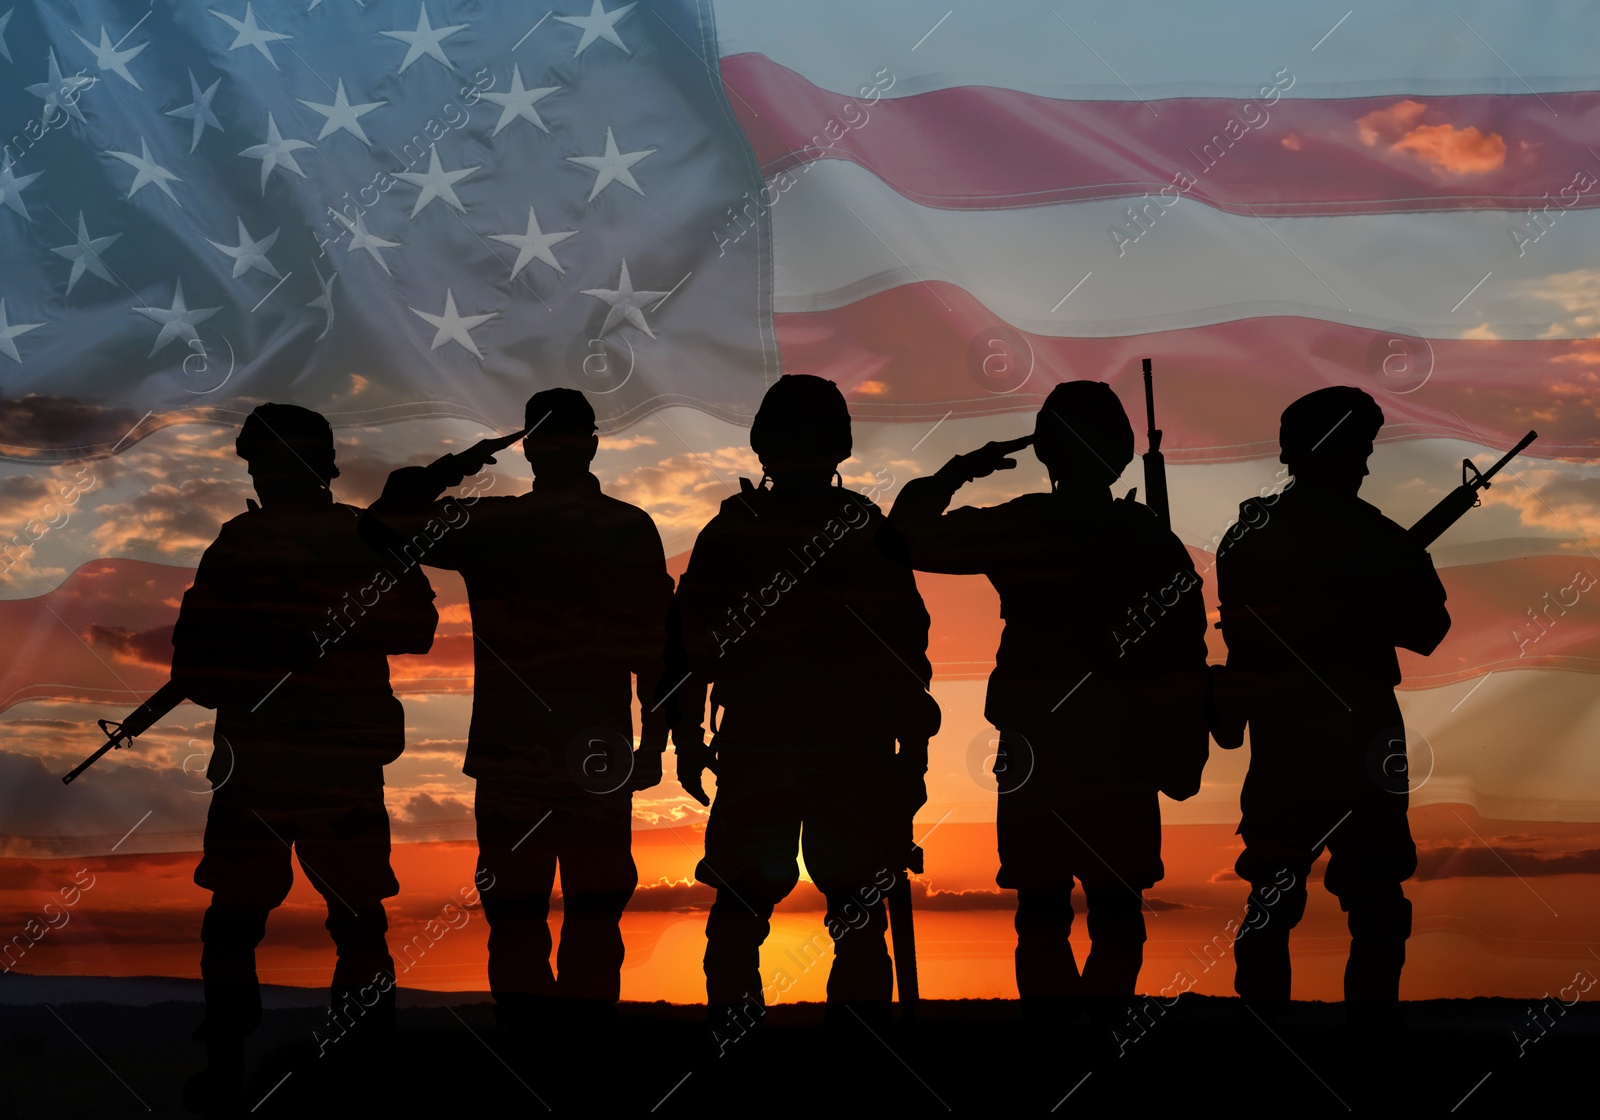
[1279,133,1303,151]
[1355,99,1505,175]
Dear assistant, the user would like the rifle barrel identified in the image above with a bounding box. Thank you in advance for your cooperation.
[1481,430,1537,485]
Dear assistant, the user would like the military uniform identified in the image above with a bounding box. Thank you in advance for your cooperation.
[671,478,935,1017]
[366,465,672,1014]
[173,489,436,1046]
[888,474,1208,1009]
[1216,484,1449,1012]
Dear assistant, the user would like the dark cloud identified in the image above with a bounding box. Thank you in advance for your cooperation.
[1415,841,1600,880]
[394,792,472,826]
[0,395,146,457]
[82,625,174,670]
[0,749,209,857]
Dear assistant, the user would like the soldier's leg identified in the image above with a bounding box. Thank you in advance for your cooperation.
[698,747,801,1030]
[474,783,560,1015]
[1327,800,1417,1021]
[191,790,295,1106]
[1079,881,1147,1001]
[1231,833,1313,1011]
[997,764,1081,1014]
[553,795,637,1009]
[296,784,402,1040]
[802,788,895,1012]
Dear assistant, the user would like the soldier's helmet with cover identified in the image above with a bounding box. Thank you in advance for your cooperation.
[750,374,853,477]
[1278,385,1385,466]
[234,403,339,485]
[1031,380,1134,486]
[524,386,598,448]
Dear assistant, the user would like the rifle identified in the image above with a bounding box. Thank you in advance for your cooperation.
[1141,358,1171,530]
[1408,430,1537,547]
[888,841,922,1016]
[62,680,186,785]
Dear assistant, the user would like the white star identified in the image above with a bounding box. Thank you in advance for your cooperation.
[50,212,121,295]
[410,289,494,359]
[393,145,478,217]
[166,70,224,153]
[108,138,182,205]
[73,25,148,90]
[566,126,654,201]
[25,49,94,126]
[0,300,43,364]
[308,264,336,340]
[380,4,467,74]
[0,9,13,65]
[133,279,221,358]
[0,157,43,220]
[240,112,314,194]
[299,79,384,145]
[207,217,281,279]
[310,0,367,9]
[210,4,292,68]
[556,0,636,58]
[490,206,576,279]
[581,260,668,339]
[480,65,559,136]
[336,210,399,274]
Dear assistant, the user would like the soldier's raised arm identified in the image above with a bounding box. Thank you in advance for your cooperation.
[881,436,1032,574]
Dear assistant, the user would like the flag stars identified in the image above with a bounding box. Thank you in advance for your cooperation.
[133,279,221,357]
[0,9,14,65]
[108,138,182,205]
[73,25,149,90]
[308,264,336,340]
[166,71,224,153]
[556,0,636,58]
[240,112,314,194]
[410,289,494,358]
[582,260,668,338]
[567,127,654,201]
[394,145,479,217]
[299,79,384,145]
[490,206,576,279]
[0,300,44,364]
[337,211,399,274]
[481,65,559,136]
[210,4,293,69]
[382,4,468,73]
[50,212,122,295]
[207,218,281,279]
[25,49,94,126]
[0,157,42,221]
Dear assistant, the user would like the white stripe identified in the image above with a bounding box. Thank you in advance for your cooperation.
[713,0,1600,100]
[771,160,1599,340]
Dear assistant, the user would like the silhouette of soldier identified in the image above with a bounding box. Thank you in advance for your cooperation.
[884,381,1209,1026]
[1214,386,1450,1027]
[173,404,437,1111]
[363,388,672,1028]
[668,374,938,1038]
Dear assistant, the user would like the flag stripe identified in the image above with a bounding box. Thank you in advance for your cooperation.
[722,53,1600,216]
[778,284,1597,457]
[769,160,1598,340]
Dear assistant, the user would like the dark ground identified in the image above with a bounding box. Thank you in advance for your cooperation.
[1,980,1594,1116]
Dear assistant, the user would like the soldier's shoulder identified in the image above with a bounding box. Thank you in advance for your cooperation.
[1352,497,1414,546]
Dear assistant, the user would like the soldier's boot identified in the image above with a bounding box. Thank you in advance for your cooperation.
[1081,892,1147,1030]
[1232,877,1307,1026]
[1343,891,1411,1032]
[1014,889,1083,1029]
[822,892,893,1031]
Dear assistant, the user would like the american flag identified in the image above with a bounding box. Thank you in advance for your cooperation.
[1,0,1598,998]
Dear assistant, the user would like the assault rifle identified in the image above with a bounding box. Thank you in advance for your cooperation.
[1408,430,1538,547]
[1141,358,1170,530]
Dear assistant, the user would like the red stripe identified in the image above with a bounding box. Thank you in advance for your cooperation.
[2,553,1595,718]
[777,282,1597,459]
[723,53,1600,216]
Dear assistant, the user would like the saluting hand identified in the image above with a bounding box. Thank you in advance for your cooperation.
[938,436,1034,486]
